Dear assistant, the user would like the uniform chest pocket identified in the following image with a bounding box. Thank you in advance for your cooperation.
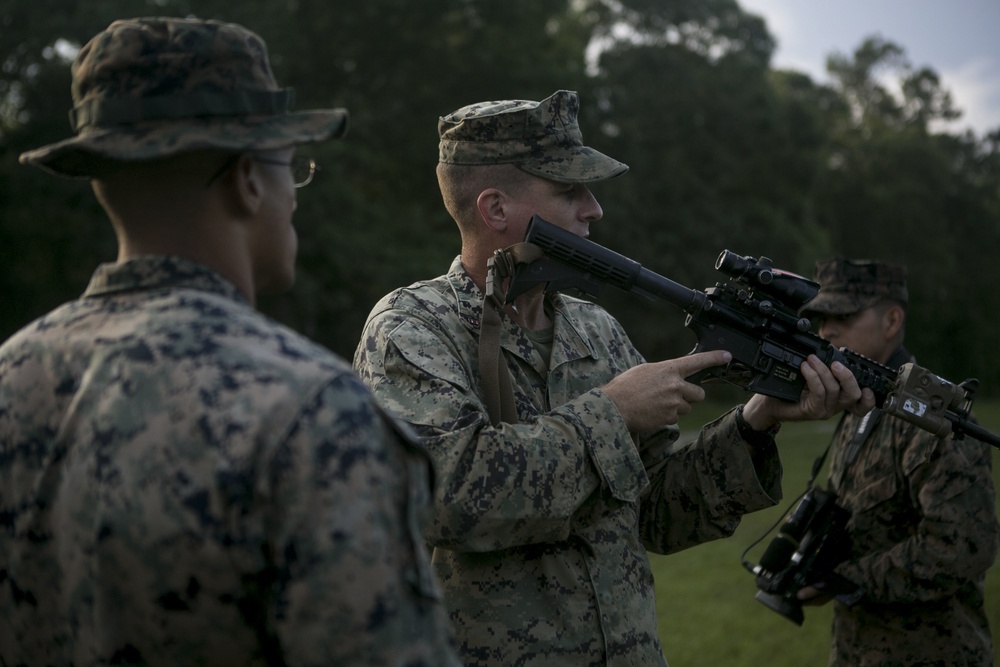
[843,469,921,553]
[849,473,899,515]
[842,441,898,515]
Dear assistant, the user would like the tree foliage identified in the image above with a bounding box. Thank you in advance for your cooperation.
[3,0,1000,392]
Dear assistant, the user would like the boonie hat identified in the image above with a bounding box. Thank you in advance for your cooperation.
[800,257,909,317]
[437,90,628,184]
[19,17,349,178]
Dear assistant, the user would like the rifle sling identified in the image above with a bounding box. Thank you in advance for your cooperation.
[479,243,544,426]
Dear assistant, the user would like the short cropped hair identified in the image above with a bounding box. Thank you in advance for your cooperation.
[436,162,534,232]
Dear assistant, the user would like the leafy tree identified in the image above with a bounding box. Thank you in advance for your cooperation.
[576,0,832,362]
[3,2,999,394]
[817,36,1000,387]
[1,0,596,357]
[0,0,133,341]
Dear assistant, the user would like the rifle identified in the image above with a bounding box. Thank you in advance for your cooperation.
[497,215,1000,449]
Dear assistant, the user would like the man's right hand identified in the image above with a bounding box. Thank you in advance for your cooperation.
[602,350,732,433]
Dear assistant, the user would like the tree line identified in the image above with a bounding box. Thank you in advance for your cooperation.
[3,0,999,394]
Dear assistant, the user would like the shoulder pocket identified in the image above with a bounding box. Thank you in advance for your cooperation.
[387,319,472,393]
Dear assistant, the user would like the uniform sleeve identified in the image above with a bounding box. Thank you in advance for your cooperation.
[265,373,461,667]
[353,307,650,553]
[637,407,783,554]
[836,427,1000,604]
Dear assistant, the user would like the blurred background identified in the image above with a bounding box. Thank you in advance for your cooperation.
[3,1,998,663]
[3,0,1000,389]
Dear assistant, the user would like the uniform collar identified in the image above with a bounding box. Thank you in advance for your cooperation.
[83,255,249,305]
[444,255,602,368]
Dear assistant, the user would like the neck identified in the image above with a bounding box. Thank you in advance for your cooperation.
[95,157,260,306]
[116,219,256,306]
[509,290,550,330]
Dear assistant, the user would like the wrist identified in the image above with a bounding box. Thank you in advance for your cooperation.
[735,403,781,446]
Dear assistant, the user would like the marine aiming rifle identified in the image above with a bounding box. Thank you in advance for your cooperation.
[496,215,1000,449]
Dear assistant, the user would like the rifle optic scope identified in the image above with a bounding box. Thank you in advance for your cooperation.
[715,250,820,312]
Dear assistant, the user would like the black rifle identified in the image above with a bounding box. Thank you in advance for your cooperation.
[500,215,1000,449]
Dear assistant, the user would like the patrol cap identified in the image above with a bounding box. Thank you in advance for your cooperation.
[437,90,628,184]
[800,257,909,317]
[19,17,349,178]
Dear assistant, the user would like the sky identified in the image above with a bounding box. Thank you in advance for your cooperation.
[736,0,1000,136]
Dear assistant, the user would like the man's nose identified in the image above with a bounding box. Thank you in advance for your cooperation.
[580,187,603,222]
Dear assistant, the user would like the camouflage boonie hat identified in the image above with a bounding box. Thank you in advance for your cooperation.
[19,17,349,178]
[437,90,628,184]
[800,257,909,317]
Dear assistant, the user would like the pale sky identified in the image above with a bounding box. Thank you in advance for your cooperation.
[737,0,1000,136]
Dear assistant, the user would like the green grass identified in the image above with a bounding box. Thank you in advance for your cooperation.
[652,399,1000,666]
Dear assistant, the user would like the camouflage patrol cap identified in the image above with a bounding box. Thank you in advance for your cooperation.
[19,17,349,178]
[800,257,909,317]
[438,90,628,184]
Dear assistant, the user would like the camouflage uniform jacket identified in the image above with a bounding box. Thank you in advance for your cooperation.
[827,347,999,666]
[0,255,460,667]
[353,256,784,666]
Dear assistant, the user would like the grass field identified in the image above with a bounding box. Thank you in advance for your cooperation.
[652,399,1000,666]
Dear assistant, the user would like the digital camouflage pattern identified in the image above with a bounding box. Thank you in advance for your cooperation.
[19,17,348,178]
[801,258,909,317]
[353,256,784,666]
[0,256,461,666]
[826,347,999,666]
[437,90,629,184]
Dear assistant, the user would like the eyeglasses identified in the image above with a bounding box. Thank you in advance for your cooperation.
[254,156,318,188]
[205,154,319,188]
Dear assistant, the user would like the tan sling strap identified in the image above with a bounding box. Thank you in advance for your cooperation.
[479,242,545,426]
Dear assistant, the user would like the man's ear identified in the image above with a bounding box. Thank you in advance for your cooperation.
[883,303,906,340]
[475,188,509,232]
[228,153,263,217]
